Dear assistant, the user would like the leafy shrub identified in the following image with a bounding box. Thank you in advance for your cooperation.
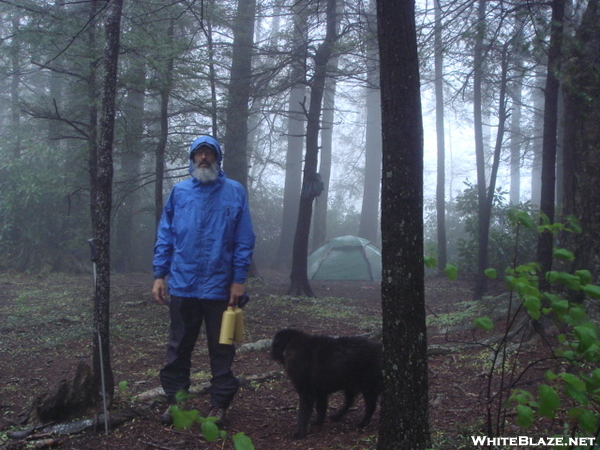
[169,404,255,450]
[474,211,600,441]
[0,149,90,272]
[454,182,537,275]
[424,182,537,277]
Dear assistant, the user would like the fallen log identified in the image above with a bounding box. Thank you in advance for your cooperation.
[7,410,135,440]
[134,370,284,403]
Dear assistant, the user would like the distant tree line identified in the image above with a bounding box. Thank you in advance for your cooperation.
[1,0,597,294]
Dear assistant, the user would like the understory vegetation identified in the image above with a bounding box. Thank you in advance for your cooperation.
[461,211,599,446]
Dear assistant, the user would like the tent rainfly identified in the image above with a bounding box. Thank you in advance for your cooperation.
[307,235,382,281]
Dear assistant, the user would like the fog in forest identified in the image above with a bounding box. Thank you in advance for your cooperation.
[2,1,600,448]
[0,0,597,285]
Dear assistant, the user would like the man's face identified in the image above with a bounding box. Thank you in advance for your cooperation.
[192,146,219,183]
[193,146,217,167]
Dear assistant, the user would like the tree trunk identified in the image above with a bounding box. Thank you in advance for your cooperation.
[474,45,509,300]
[485,45,509,250]
[473,0,488,298]
[48,17,64,155]
[358,0,381,245]
[91,0,123,406]
[88,0,99,233]
[562,0,600,289]
[434,0,447,270]
[531,73,545,207]
[509,11,525,207]
[288,0,337,296]
[536,0,565,280]
[312,71,335,249]
[272,0,308,270]
[154,19,174,228]
[223,0,256,189]
[376,0,429,448]
[115,55,145,272]
[313,2,341,250]
[10,14,22,158]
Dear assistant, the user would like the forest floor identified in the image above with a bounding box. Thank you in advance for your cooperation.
[0,269,570,449]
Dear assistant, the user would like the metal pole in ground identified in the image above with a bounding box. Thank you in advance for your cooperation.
[88,239,109,435]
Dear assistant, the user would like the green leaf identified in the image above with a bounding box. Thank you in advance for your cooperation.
[510,390,532,405]
[553,248,575,261]
[233,432,256,450]
[574,325,597,351]
[545,370,558,381]
[562,376,588,405]
[514,210,536,229]
[582,343,599,362]
[565,216,582,233]
[546,271,581,290]
[484,268,497,279]
[546,294,569,315]
[559,373,586,391]
[118,380,129,391]
[516,404,534,428]
[201,419,220,442]
[505,275,516,290]
[523,295,541,320]
[515,282,540,298]
[575,270,592,286]
[582,284,600,299]
[567,407,584,420]
[171,407,199,430]
[578,410,598,434]
[538,385,560,419]
[175,389,191,403]
[424,256,437,269]
[444,264,458,281]
[474,316,494,331]
[569,306,586,322]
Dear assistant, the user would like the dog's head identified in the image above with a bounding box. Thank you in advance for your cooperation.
[271,328,304,364]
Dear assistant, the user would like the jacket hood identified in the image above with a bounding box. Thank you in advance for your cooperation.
[189,135,223,174]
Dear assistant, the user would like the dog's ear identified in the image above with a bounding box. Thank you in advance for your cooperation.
[271,331,287,363]
[271,329,295,363]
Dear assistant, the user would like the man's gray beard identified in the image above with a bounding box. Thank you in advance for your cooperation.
[192,162,219,183]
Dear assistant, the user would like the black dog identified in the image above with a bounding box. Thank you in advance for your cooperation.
[271,328,382,439]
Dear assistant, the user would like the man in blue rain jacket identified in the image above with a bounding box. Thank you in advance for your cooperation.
[152,135,255,427]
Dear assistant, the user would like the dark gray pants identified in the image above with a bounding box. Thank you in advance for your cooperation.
[160,296,238,408]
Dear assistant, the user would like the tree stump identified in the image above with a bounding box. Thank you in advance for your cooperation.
[28,360,97,425]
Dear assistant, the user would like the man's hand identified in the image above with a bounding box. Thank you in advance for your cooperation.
[229,283,245,307]
[152,278,169,306]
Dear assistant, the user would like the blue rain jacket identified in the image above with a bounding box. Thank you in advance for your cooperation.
[153,136,255,300]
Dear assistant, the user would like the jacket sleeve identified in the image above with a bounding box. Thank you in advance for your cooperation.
[232,187,255,284]
[152,189,175,279]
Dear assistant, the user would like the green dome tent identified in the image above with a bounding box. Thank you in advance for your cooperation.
[307,235,382,281]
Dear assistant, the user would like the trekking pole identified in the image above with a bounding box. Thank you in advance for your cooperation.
[97,327,109,435]
[88,239,109,435]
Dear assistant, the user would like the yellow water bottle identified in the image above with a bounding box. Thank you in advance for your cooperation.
[233,307,244,342]
[219,307,236,345]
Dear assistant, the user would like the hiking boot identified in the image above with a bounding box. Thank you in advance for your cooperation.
[160,405,173,425]
[207,406,229,428]
[161,391,191,425]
